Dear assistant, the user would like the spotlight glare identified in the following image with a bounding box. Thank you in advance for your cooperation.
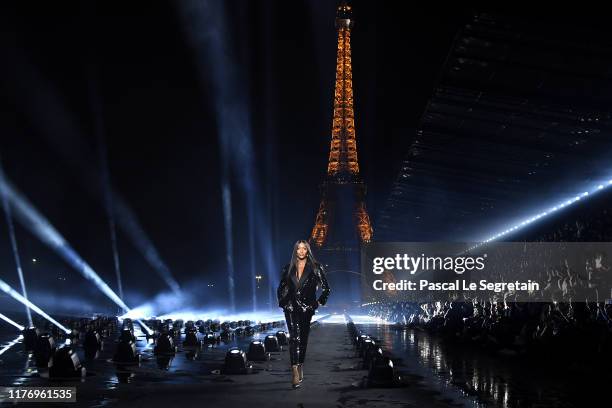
[0,277,71,333]
[0,312,25,331]
[1,184,33,327]
[0,174,132,313]
[136,320,153,335]
[0,335,23,356]
[476,177,612,247]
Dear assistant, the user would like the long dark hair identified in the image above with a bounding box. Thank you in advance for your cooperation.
[288,240,318,273]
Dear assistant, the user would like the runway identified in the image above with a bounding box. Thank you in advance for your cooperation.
[3,310,606,407]
[0,314,476,408]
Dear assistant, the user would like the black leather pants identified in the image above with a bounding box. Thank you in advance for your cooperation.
[284,308,314,365]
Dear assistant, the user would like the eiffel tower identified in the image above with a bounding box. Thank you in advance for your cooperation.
[309,1,373,308]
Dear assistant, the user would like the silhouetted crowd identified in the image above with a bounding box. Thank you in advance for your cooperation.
[367,298,612,364]
[366,211,612,363]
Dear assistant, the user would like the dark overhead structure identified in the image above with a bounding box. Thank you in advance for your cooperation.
[378,14,612,241]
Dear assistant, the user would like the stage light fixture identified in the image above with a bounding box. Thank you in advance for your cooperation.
[49,346,86,378]
[113,339,140,364]
[367,356,397,387]
[364,345,384,370]
[275,330,288,347]
[22,327,40,351]
[203,332,217,345]
[84,330,103,351]
[360,338,376,359]
[247,340,267,361]
[121,318,134,330]
[169,327,180,338]
[154,333,177,355]
[223,347,249,374]
[34,333,56,368]
[264,334,280,352]
[183,328,200,347]
[355,334,368,351]
[119,328,135,343]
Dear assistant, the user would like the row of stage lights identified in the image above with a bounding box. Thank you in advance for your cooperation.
[0,314,291,379]
[469,179,612,251]
[345,315,400,387]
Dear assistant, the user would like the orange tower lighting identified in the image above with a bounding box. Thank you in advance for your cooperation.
[310,1,373,248]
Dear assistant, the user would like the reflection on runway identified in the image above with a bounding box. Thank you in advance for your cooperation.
[358,323,605,408]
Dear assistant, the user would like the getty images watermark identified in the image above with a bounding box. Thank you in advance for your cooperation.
[361,242,612,302]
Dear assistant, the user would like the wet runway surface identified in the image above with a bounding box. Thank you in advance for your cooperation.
[357,323,609,408]
[0,318,293,406]
[0,316,464,407]
[1,317,605,407]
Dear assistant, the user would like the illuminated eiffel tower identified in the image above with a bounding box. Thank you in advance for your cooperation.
[309,1,373,307]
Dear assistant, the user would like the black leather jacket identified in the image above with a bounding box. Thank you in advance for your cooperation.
[277,260,331,313]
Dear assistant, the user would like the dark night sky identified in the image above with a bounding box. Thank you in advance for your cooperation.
[5,1,574,314]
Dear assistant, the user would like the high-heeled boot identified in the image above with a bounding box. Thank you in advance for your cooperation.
[298,363,303,382]
[291,364,301,388]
